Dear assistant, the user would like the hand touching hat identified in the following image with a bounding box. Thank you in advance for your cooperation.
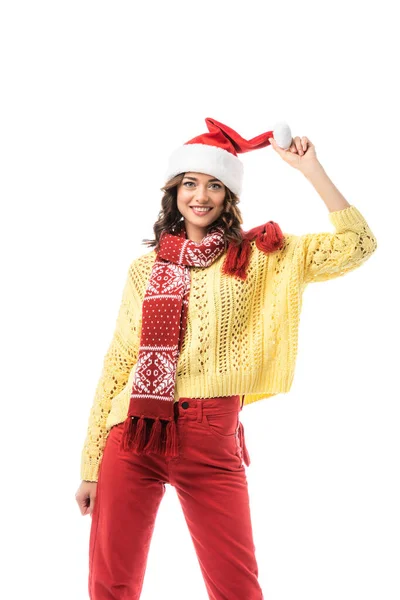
[268,133,318,173]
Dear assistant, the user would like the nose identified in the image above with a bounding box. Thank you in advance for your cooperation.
[194,186,209,202]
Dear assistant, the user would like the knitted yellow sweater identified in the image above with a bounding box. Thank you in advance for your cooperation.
[80,205,377,481]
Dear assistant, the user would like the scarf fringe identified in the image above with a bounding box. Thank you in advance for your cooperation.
[222,238,251,281]
[133,415,147,452]
[255,220,284,253]
[120,415,179,458]
[223,221,285,281]
[121,415,247,464]
[143,416,163,454]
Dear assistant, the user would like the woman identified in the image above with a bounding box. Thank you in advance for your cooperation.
[75,118,377,600]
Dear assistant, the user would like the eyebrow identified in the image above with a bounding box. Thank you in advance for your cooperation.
[183,176,222,183]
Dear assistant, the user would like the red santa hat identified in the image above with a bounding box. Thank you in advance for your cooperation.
[164,117,292,196]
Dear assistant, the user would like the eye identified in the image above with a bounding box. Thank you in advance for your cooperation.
[183,181,222,189]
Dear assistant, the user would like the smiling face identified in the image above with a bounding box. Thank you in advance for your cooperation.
[176,172,226,243]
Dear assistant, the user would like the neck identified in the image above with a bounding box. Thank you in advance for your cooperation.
[183,220,209,244]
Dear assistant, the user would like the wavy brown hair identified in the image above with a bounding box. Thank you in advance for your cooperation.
[141,173,244,253]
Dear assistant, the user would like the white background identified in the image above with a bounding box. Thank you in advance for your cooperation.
[1,1,398,599]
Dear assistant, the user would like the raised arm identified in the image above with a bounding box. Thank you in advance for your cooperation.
[268,136,377,284]
[298,204,377,284]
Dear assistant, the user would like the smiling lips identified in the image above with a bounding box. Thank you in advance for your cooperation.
[191,206,213,216]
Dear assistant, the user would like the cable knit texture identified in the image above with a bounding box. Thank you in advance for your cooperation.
[80,205,377,481]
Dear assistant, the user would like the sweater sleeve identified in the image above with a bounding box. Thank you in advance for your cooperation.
[297,205,377,284]
[80,260,139,482]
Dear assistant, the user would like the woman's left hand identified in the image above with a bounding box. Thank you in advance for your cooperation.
[268,135,319,174]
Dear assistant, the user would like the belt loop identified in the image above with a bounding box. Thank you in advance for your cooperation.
[196,399,203,422]
[240,394,244,411]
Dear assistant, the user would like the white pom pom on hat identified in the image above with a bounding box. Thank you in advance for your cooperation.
[164,117,292,196]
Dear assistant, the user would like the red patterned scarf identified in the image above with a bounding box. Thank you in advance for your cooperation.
[120,219,284,458]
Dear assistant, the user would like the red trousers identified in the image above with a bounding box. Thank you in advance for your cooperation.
[88,394,264,599]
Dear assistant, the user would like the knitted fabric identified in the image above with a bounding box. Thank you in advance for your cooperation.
[120,224,227,458]
[80,205,377,481]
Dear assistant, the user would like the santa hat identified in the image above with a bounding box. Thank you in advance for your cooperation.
[164,117,292,196]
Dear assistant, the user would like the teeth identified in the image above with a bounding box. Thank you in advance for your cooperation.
[191,207,211,212]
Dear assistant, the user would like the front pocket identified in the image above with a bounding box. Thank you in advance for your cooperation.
[203,409,239,438]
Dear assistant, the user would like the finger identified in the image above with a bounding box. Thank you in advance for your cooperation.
[301,136,308,152]
[268,137,282,153]
[293,135,302,154]
[268,137,279,149]
[81,502,90,515]
[294,136,304,155]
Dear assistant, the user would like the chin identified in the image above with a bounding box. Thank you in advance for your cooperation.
[187,217,219,229]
